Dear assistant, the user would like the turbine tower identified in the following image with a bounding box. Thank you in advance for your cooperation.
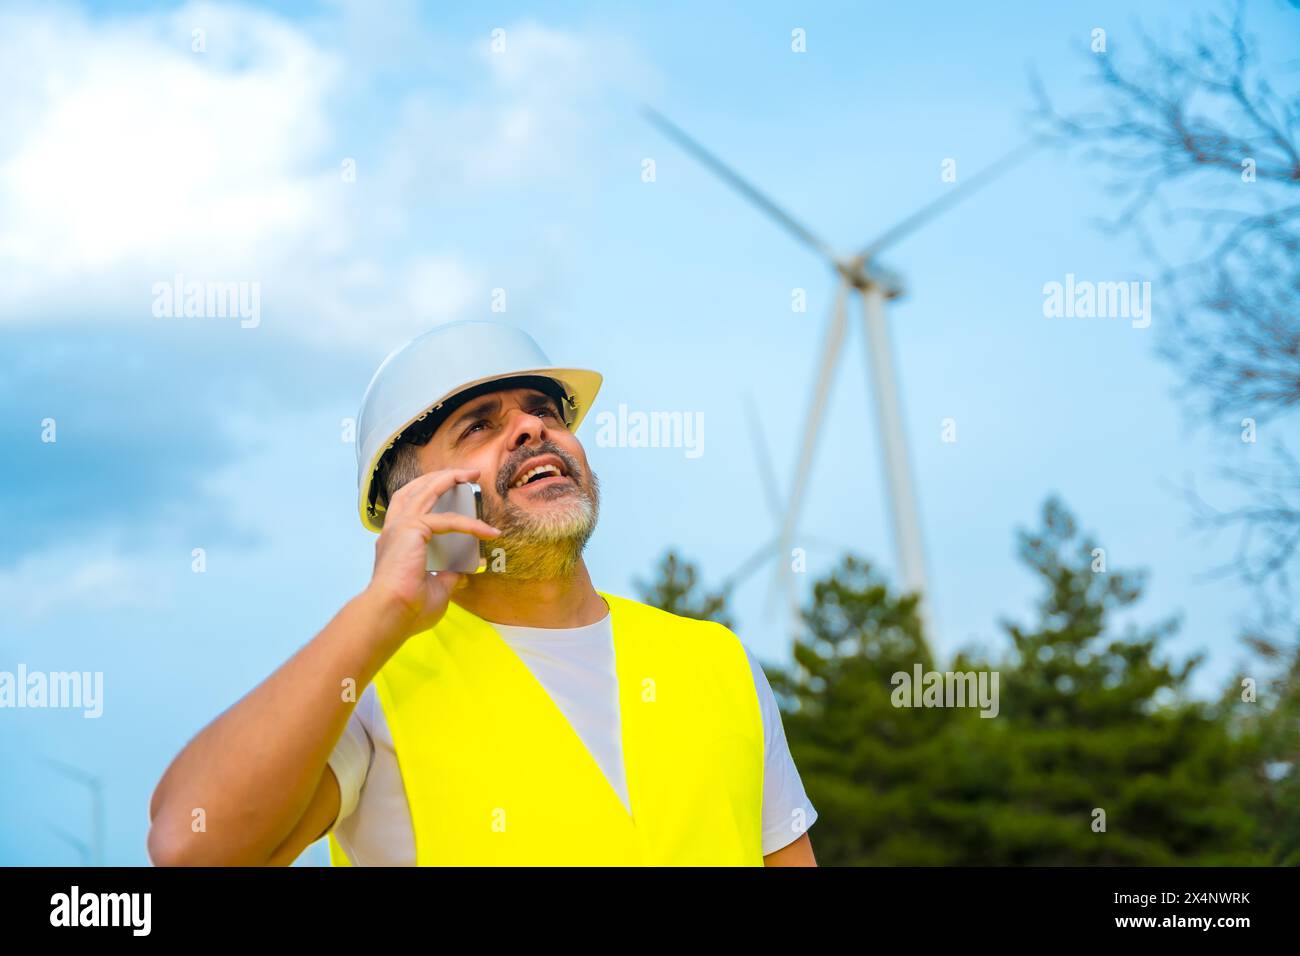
[645,106,1039,640]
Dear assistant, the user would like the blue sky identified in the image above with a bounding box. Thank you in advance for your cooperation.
[2,0,1294,865]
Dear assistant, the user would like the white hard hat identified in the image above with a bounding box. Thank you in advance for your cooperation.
[355,320,603,532]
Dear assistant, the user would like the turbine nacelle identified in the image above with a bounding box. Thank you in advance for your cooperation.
[835,256,906,298]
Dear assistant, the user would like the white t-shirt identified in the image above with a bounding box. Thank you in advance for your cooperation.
[326,607,818,863]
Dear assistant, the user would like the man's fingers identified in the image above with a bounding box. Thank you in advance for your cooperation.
[426,570,465,600]
[410,512,502,541]
[385,468,482,523]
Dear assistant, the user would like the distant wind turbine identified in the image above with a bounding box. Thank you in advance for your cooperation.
[720,390,856,621]
[40,755,105,866]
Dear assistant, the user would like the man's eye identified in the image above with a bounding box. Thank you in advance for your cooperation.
[534,406,556,418]
[464,420,489,437]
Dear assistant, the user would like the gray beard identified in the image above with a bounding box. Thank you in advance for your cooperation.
[483,470,600,581]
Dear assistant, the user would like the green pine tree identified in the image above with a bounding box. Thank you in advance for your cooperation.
[764,552,982,865]
[632,549,735,630]
[636,498,1270,865]
[985,497,1265,864]
[764,498,1267,865]
[1228,633,1300,865]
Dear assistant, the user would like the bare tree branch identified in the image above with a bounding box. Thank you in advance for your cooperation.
[1031,1,1300,599]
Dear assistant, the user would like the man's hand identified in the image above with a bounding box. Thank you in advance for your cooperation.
[364,467,501,646]
[148,466,501,867]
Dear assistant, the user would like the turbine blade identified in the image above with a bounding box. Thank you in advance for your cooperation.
[37,755,95,786]
[45,824,91,863]
[770,543,797,643]
[745,389,783,523]
[721,534,781,594]
[763,557,786,622]
[756,534,803,634]
[785,564,801,642]
[642,105,839,263]
[858,139,1045,259]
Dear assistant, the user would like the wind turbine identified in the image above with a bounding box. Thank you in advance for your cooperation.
[720,390,857,603]
[40,755,105,865]
[720,391,858,683]
[645,106,1040,641]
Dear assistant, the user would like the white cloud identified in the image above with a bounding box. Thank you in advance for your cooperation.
[0,544,164,623]
[0,3,651,350]
[380,21,649,195]
[0,2,342,306]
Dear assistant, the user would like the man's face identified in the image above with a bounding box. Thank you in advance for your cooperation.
[414,386,600,579]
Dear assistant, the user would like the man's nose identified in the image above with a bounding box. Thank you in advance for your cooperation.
[506,408,551,450]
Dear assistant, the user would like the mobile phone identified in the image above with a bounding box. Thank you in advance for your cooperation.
[425,481,488,574]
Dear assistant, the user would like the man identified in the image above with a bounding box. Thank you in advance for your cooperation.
[147,320,818,866]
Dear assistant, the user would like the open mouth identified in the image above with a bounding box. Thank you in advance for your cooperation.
[510,461,573,492]
[514,473,573,492]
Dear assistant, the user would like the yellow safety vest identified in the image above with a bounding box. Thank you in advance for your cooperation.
[327,590,764,866]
